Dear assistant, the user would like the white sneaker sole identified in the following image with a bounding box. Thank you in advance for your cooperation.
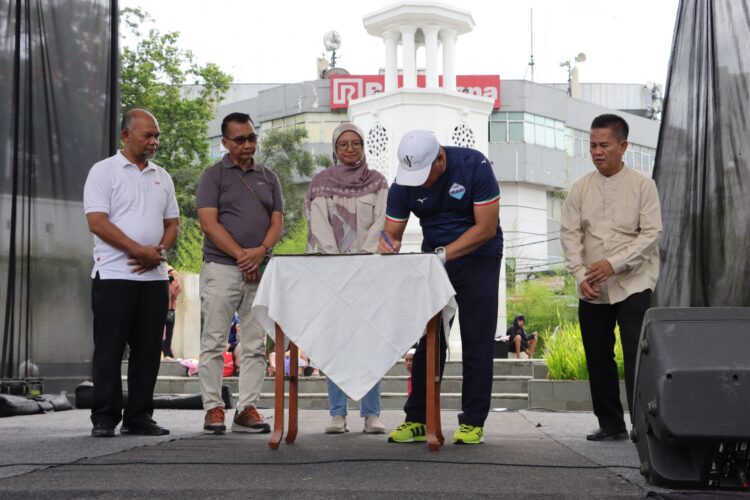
[231,422,270,433]
[363,427,386,434]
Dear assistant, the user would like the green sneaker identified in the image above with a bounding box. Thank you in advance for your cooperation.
[387,421,427,443]
[453,424,484,444]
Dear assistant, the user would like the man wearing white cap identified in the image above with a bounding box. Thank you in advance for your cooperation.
[379,130,503,445]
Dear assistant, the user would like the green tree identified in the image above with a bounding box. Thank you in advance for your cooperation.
[256,128,331,230]
[120,7,232,218]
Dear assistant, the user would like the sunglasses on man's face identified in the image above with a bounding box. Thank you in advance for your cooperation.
[226,133,258,145]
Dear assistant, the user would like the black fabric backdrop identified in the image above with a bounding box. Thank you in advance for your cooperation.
[653,0,750,307]
[0,0,117,384]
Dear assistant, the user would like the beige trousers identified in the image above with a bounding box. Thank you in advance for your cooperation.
[199,261,266,411]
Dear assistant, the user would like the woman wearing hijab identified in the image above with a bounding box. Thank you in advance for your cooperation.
[304,122,389,435]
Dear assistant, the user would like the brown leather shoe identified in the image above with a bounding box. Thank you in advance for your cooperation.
[232,405,271,433]
[203,407,226,435]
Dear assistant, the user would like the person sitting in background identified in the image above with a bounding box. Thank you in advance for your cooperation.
[507,315,538,359]
[162,265,181,360]
[267,349,317,377]
[228,313,240,376]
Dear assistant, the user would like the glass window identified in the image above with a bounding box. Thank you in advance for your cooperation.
[306,122,322,142]
[491,112,507,122]
[490,122,507,142]
[556,129,565,150]
[524,121,534,143]
[523,112,535,122]
[322,122,339,140]
[535,124,545,145]
[509,122,524,142]
[545,126,555,148]
[625,149,634,167]
[509,112,524,121]
[535,115,546,125]
[565,128,574,156]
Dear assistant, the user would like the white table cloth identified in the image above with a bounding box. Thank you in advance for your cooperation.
[251,254,457,401]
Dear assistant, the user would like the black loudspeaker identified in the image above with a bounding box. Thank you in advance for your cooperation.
[632,308,750,490]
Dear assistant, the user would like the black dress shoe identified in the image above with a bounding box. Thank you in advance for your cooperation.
[586,428,628,441]
[91,423,115,438]
[120,422,170,436]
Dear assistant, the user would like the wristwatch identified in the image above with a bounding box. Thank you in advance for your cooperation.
[435,246,447,264]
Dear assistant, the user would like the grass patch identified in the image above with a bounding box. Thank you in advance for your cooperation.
[543,320,624,380]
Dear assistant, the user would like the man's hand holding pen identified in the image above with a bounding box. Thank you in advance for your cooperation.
[378,230,401,254]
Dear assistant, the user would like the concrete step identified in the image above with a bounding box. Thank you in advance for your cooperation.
[132,375,531,394]
[244,392,529,411]
[122,360,189,377]
[147,391,528,412]
[126,358,543,378]
[132,374,533,396]
[386,359,540,377]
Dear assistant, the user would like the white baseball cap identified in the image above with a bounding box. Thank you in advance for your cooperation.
[396,130,440,186]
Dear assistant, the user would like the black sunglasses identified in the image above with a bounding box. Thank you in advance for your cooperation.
[225,133,258,145]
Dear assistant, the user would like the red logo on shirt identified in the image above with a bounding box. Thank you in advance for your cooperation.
[154,181,161,185]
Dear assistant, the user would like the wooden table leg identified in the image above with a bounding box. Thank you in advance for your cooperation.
[425,313,443,451]
[286,341,298,444]
[268,324,286,449]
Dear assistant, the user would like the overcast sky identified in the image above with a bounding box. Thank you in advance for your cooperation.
[121,0,680,88]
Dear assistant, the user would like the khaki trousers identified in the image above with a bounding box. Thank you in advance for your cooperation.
[199,261,266,411]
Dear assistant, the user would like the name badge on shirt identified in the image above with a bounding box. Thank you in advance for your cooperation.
[449,183,466,200]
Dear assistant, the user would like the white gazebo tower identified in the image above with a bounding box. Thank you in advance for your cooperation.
[348,2,506,350]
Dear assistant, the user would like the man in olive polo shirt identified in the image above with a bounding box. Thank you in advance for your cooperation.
[196,112,284,434]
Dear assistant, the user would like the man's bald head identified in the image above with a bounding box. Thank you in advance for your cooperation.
[121,108,158,132]
[120,108,160,167]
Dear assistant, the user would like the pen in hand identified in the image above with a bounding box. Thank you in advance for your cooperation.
[380,230,396,252]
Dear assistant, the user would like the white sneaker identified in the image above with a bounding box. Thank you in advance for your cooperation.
[363,415,386,434]
[325,415,347,434]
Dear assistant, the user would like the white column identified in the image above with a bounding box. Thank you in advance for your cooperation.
[423,25,440,89]
[383,31,399,92]
[400,25,417,88]
[440,28,457,91]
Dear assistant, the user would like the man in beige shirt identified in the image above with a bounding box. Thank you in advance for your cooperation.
[561,114,662,441]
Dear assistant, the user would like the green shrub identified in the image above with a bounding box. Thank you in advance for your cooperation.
[274,219,308,255]
[543,320,624,380]
[170,216,204,273]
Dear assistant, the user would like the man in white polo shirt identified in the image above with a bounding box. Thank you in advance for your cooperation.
[83,109,180,438]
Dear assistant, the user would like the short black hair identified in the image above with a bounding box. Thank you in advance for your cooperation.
[590,114,629,140]
[221,112,254,137]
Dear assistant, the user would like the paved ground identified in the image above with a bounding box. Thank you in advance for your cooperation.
[0,408,677,499]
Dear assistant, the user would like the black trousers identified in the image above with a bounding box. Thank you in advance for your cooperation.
[579,289,651,432]
[405,254,501,427]
[91,275,168,428]
[162,310,175,358]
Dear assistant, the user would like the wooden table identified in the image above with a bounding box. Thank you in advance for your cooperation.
[268,312,445,451]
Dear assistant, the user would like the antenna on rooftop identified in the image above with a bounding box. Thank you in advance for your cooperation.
[323,30,342,68]
[528,9,535,82]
